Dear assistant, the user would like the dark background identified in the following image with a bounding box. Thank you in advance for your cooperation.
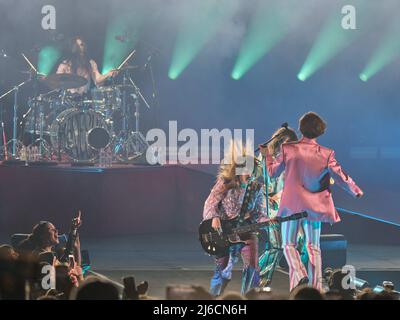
[0,0,400,223]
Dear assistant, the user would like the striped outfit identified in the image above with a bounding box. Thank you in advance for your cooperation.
[258,172,284,286]
[266,137,363,291]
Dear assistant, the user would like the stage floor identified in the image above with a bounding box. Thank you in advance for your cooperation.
[82,233,290,298]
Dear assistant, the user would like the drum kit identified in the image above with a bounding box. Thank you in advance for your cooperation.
[0,53,151,164]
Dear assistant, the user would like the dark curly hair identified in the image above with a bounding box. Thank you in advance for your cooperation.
[67,36,91,74]
[299,112,327,139]
[18,221,53,252]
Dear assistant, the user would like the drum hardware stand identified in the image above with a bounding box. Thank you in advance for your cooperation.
[0,108,8,160]
[113,67,130,160]
[0,51,50,162]
[28,64,51,161]
[35,101,51,159]
[19,52,51,161]
[1,122,7,160]
[144,53,160,129]
[60,89,67,105]
[113,67,151,161]
[111,50,143,161]
[0,80,28,160]
[128,75,150,157]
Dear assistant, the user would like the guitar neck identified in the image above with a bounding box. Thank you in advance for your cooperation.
[231,212,306,235]
[232,220,274,234]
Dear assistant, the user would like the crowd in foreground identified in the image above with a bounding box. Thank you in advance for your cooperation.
[1,216,398,300]
[1,241,399,300]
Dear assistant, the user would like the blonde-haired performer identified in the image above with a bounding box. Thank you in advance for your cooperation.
[202,141,267,296]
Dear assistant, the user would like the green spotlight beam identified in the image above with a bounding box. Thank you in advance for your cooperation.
[297,1,367,81]
[297,16,356,81]
[231,1,296,80]
[168,0,239,80]
[102,5,153,74]
[38,46,61,76]
[360,19,400,81]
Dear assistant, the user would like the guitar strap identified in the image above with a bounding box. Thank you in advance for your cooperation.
[237,177,260,227]
[215,177,261,227]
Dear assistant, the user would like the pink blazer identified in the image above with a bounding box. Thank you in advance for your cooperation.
[266,137,363,224]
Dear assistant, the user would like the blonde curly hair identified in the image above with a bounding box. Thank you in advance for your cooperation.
[218,140,258,190]
[267,126,298,158]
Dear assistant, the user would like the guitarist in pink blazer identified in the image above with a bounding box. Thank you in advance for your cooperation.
[260,112,363,291]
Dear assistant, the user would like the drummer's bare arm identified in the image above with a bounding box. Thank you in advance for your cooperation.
[90,60,118,86]
[56,60,71,74]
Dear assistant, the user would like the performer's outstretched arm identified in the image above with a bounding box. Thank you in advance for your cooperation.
[327,150,363,197]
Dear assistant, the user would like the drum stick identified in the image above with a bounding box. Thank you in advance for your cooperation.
[21,53,38,73]
[21,53,45,76]
[117,49,136,70]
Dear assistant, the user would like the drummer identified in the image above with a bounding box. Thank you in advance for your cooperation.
[56,36,118,95]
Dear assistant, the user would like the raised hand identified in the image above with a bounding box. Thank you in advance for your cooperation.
[107,69,119,78]
[72,210,82,229]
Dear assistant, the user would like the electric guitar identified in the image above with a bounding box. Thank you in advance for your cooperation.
[199,211,307,256]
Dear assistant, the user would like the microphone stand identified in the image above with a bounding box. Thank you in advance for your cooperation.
[255,123,289,218]
[145,53,160,129]
[255,135,277,219]
[128,76,151,111]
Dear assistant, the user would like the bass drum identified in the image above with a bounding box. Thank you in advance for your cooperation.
[50,108,111,161]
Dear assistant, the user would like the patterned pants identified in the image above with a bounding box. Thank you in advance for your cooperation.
[281,219,322,291]
[209,233,259,296]
[258,224,283,286]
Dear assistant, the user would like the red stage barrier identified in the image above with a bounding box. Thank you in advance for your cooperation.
[0,164,215,237]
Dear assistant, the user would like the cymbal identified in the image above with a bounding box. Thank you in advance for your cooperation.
[114,84,135,89]
[40,73,88,90]
[20,70,46,76]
